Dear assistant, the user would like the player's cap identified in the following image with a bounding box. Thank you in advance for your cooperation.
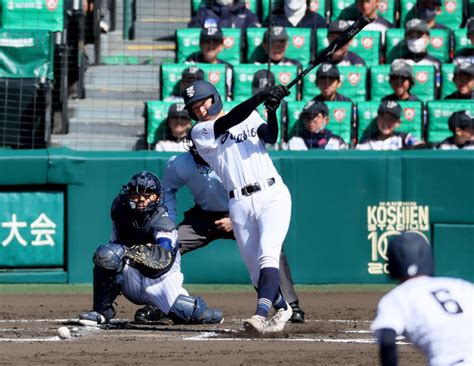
[389,60,414,80]
[405,18,430,35]
[251,69,275,94]
[328,20,350,34]
[181,67,205,82]
[316,63,340,80]
[300,100,329,119]
[264,26,289,43]
[454,61,474,76]
[200,26,224,43]
[467,17,474,35]
[378,100,402,120]
[167,103,190,120]
[182,80,223,121]
[448,110,473,132]
[386,231,434,280]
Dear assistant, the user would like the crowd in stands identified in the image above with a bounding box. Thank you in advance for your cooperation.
[146,0,474,151]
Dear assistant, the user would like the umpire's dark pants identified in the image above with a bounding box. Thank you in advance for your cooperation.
[178,204,299,304]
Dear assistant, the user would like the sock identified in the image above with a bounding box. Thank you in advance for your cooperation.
[255,267,280,318]
[272,290,288,310]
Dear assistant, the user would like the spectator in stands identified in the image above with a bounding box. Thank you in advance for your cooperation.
[405,0,449,31]
[267,0,326,30]
[185,27,233,100]
[382,60,421,102]
[252,69,275,94]
[286,101,347,150]
[326,20,365,66]
[155,103,192,152]
[311,63,352,102]
[444,61,474,100]
[165,67,205,102]
[436,111,474,150]
[356,101,419,150]
[453,18,474,65]
[188,0,260,29]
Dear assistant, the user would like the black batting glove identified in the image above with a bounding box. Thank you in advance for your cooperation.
[264,85,290,112]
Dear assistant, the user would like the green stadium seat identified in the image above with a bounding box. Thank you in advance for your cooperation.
[356,101,424,142]
[286,100,354,144]
[315,29,381,66]
[161,63,227,100]
[427,101,474,143]
[232,64,298,101]
[146,101,176,145]
[453,28,472,56]
[385,28,451,63]
[332,0,396,24]
[370,64,436,102]
[192,0,257,15]
[176,28,242,65]
[261,0,327,23]
[302,65,368,102]
[1,0,64,31]
[441,63,457,99]
[400,0,463,29]
[246,27,312,65]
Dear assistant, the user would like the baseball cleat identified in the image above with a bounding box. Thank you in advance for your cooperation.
[266,303,293,333]
[78,311,109,326]
[134,305,168,323]
[243,315,267,336]
[289,302,305,323]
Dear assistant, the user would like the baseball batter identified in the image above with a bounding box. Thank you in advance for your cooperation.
[183,80,292,335]
[371,231,474,366]
[78,171,223,326]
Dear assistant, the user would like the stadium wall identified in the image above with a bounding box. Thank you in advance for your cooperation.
[0,148,472,284]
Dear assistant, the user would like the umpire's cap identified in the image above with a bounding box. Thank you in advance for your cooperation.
[182,80,223,121]
[386,231,434,280]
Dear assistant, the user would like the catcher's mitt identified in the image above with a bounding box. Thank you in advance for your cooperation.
[125,243,175,278]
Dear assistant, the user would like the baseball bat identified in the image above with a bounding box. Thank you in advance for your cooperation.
[286,15,373,90]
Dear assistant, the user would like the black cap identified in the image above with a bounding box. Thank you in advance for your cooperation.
[389,60,414,80]
[405,18,430,35]
[200,27,224,43]
[448,110,473,132]
[264,26,289,43]
[328,20,350,34]
[454,61,474,76]
[467,17,474,35]
[167,103,190,119]
[316,63,340,80]
[251,69,275,94]
[378,100,402,119]
[300,101,329,119]
[181,66,204,81]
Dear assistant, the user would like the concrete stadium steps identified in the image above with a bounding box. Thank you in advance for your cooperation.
[51,132,140,151]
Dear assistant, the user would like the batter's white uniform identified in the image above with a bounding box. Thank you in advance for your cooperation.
[371,276,474,366]
[191,111,292,286]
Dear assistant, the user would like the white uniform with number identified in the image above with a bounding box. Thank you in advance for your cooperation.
[191,111,292,285]
[371,276,474,366]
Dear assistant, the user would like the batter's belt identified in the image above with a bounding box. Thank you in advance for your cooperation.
[229,177,275,199]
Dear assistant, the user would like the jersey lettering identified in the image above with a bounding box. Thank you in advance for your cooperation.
[220,126,257,144]
[431,289,463,314]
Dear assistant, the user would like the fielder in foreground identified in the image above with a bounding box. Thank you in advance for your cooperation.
[371,231,473,366]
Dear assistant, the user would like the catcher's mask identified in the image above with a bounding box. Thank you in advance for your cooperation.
[122,171,164,212]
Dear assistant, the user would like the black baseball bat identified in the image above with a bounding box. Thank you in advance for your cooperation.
[286,15,373,90]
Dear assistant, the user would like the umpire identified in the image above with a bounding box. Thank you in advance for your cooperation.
[135,142,305,323]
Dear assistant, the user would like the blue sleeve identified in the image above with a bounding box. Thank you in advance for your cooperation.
[161,156,186,223]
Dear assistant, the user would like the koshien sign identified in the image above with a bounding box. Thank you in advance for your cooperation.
[0,191,64,267]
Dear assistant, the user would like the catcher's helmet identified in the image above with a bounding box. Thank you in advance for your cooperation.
[386,231,434,280]
[123,171,164,212]
[182,80,223,121]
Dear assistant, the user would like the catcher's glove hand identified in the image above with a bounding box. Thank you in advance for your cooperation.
[125,243,174,276]
[264,85,290,112]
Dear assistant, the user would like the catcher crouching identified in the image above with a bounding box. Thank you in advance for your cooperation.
[78,171,223,326]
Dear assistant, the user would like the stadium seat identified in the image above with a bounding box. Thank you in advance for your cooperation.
[302,65,368,102]
[176,28,242,65]
[441,63,456,99]
[400,0,463,29]
[191,0,258,15]
[232,64,298,101]
[427,101,474,144]
[453,28,472,56]
[161,63,227,100]
[286,100,354,145]
[331,0,396,24]
[370,64,436,102]
[315,29,381,67]
[246,27,313,65]
[146,101,176,146]
[261,0,327,23]
[385,28,451,63]
[356,101,424,142]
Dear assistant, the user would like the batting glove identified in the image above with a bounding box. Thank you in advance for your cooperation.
[264,85,290,112]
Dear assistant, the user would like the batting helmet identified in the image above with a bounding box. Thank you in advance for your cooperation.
[182,80,223,121]
[386,231,434,280]
[122,171,164,212]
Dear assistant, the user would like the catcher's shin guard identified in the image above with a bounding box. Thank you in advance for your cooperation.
[92,265,121,320]
[168,295,223,324]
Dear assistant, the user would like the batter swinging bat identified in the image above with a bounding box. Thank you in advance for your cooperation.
[286,15,373,90]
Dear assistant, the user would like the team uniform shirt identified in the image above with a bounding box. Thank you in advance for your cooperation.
[162,152,229,222]
[453,48,474,65]
[312,93,353,103]
[253,54,303,70]
[382,93,421,102]
[330,51,366,66]
[356,131,418,150]
[286,129,348,150]
[155,139,188,152]
[444,90,474,100]
[191,111,281,192]
[436,137,474,150]
[269,10,326,30]
[371,276,474,366]
[188,2,259,29]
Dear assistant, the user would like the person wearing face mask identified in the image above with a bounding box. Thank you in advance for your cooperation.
[326,20,366,66]
[436,111,474,150]
[405,0,450,31]
[188,0,260,29]
[444,61,474,100]
[286,101,347,150]
[382,60,421,102]
[266,0,326,30]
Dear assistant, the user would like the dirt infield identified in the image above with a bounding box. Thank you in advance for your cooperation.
[0,291,424,365]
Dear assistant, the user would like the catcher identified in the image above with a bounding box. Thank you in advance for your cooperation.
[78,170,223,326]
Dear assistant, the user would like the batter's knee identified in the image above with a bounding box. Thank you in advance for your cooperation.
[93,243,126,271]
[168,294,223,324]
